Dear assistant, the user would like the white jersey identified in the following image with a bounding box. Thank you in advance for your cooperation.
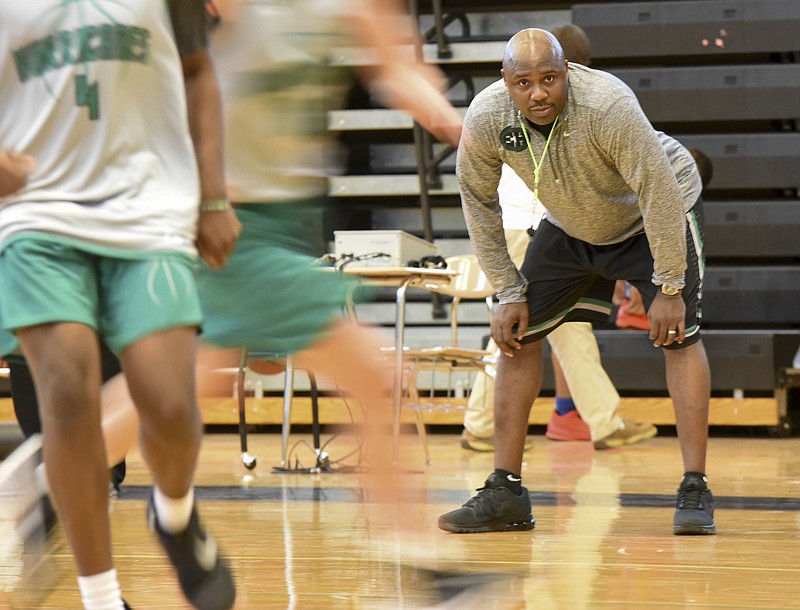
[0,0,199,257]
[213,0,355,203]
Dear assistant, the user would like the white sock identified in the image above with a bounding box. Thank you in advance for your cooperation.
[153,486,194,533]
[77,569,124,610]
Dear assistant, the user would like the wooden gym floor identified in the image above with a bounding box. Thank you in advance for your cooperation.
[4,424,800,610]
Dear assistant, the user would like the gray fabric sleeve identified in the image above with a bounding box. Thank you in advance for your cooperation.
[458,101,529,303]
[596,96,688,288]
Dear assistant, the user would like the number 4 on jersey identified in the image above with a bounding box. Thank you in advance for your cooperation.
[75,75,99,121]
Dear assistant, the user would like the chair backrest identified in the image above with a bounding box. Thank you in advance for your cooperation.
[427,254,495,347]
[433,254,495,299]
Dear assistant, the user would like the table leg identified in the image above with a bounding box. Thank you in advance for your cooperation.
[392,279,412,464]
[281,355,295,468]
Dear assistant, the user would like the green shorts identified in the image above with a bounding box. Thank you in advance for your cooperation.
[0,236,202,356]
[198,203,363,355]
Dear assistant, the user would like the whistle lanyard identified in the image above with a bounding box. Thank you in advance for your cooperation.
[518,111,559,201]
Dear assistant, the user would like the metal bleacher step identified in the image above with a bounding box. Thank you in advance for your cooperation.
[328,108,467,133]
[353,302,491,333]
[331,61,800,130]
[676,133,800,192]
[331,41,507,68]
[704,200,800,258]
[328,174,458,198]
[573,0,800,61]
[329,109,414,132]
[371,208,468,236]
[369,200,800,257]
[703,266,800,324]
[594,329,800,394]
[341,133,800,194]
[613,64,800,124]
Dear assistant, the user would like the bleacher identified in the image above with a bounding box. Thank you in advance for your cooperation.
[322,0,800,432]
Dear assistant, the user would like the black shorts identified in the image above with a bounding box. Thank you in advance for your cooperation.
[518,200,705,350]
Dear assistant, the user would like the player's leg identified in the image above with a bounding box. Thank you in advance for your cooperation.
[291,318,395,468]
[119,329,201,498]
[0,240,122,606]
[105,254,235,608]
[99,373,138,478]
[10,348,134,487]
[17,323,113,576]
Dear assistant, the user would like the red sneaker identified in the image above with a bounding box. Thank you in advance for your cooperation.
[615,298,650,330]
[545,410,591,441]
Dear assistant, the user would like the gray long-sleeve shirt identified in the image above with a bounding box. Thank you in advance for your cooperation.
[457,63,702,303]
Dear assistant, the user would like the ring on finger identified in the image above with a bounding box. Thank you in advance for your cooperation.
[667,330,677,335]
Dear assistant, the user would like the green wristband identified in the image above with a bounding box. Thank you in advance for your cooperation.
[199,198,231,212]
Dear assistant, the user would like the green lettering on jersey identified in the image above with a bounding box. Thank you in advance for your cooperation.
[13,23,152,83]
[12,23,154,119]
[58,31,75,66]
[75,74,100,121]
[77,25,99,63]
[97,25,117,61]
[127,27,151,63]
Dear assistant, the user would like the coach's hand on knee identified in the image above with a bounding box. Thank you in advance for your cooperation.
[648,292,685,347]
[492,302,528,357]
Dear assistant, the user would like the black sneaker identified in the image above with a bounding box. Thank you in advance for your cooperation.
[438,475,535,533]
[110,460,126,496]
[673,474,716,535]
[147,495,236,610]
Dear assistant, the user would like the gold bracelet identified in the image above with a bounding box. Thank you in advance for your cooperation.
[199,198,231,212]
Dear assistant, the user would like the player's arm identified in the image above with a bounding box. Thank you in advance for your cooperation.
[170,0,240,269]
[348,0,462,147]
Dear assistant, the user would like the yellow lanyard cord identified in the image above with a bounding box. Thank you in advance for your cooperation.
[518,111,559,201]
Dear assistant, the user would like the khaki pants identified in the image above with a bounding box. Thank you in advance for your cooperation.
[463,228,622,441]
